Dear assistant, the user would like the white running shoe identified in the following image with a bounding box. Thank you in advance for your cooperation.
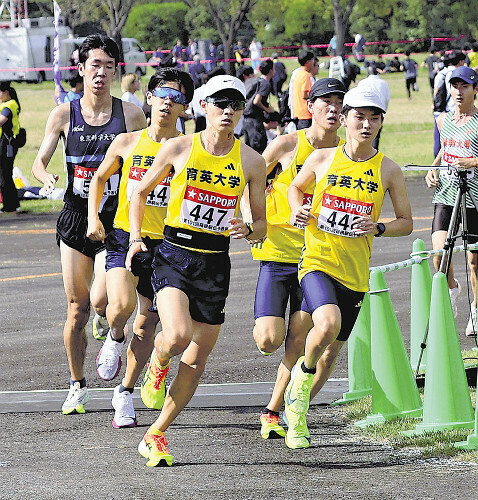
[96,333,127,381]
[112,385,137,428]
[62,382,89,415]
[465,306,477,337]
[449,279,462,319]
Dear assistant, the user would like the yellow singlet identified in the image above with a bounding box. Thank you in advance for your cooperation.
[164,132,246,238]
[252,131,344,263]
[114,128,173,238]
[298,146,385,292]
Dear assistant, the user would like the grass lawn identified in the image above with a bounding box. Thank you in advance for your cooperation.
[12,53,436,213]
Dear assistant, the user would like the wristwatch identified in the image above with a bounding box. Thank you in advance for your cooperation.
[245,223,253,237]
[374,222,386,237]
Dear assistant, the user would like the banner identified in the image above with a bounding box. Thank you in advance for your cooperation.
[53,0,66,104]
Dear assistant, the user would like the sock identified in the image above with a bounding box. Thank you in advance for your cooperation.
[301,361,316,375]
[262,408,279,417]
[112,334,125,343]
[119,384,133,394]
[71,378,86,388]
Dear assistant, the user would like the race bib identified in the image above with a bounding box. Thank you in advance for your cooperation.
[318,193,373,238]
[73,165,95,198]
[127,166,171,207]
[180,186,237,232]
[291,193,313,229]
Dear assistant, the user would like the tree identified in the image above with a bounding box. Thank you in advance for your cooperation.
[331,0,358,57]
[125,2,189,50]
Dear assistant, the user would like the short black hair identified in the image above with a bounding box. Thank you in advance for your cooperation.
[147,67,195,104]
[259,59,274,75]
[79,34,120,66]
[405,49,411,57]
[69,73,83,87]
[298,50,315,66]
[236,65,253,81]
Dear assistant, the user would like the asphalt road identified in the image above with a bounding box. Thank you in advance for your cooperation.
[1,177,477,498]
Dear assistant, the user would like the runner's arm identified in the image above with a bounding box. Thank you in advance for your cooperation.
[31,105,68,193]
[123,101,147,132]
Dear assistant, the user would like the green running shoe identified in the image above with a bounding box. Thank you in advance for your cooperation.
[260,412,286,439]
[138,428,173,467]
[92,313,109,341]
[140,350,169,409]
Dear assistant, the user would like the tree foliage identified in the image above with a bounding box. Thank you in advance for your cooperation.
[124,2,189,49]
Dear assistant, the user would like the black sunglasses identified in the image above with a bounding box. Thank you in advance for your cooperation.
[204,97,246,111]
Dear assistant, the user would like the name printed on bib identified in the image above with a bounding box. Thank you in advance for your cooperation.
[73,165,119,198]
[441,153,475,180]
[127,166,171,207]
[318,193,373,238]
[291,193,313,229]
[180,186,238,232]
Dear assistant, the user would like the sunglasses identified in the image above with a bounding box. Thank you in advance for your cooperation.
[204,97,246,111]
[151,87,187,105]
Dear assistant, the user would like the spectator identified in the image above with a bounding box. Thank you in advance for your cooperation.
[243,58,275,153]
[249,39,262,73]
[468,43,478,72]
[400,50,418,99]
[0,81,21,213]
[121,73,143,109]
[342,56,359,90]
[386,56,401,72]
[188,54,206,88]
[328,35,337,56]
[353,33,366,62]
[63,73,84,103]
[292,50,319,129]
[186,39,198,61]
[235,65,255,137]
[150,46,164,69]
[263,111,281,144]
[271,52,287,96]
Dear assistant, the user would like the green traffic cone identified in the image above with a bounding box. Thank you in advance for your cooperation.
[333,292,371,405]
[410,238,432,371]
[355,269,422,428]
[404,272,474,436]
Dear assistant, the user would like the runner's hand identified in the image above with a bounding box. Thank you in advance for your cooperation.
[451,157,477,170]
[228,217,250,239]
[290,203,315,227]
[425,169,439,188]
[86,219,106,243]
[353,215,376,236]
[125,241,147,272]
[42,173,59,196]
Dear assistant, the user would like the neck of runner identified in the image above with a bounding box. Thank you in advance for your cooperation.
[306,127,340,149]
[201,129,235,156]
[453,105,478,122]
[148,124,180,143]
[343,143,376,162]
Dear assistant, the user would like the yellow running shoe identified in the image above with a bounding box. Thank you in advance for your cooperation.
[140,350,169,409]
[283,409,310,449]
[138,428,173,467]
[61,382,89,415]
[260,412,286,439]
[92,313,109,341]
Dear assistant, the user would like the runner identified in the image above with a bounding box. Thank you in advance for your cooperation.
[252,78,347,440]
[284,86,413,449]
[126,74,267,467]
[425,66,478,335]
[87,68,194,428]
[31,34,146,415]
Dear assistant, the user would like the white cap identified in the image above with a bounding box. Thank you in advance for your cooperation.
[343,86,387,113]
[202,75,247,99]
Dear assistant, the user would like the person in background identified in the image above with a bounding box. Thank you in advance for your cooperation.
[272,53,287,96]
[352,33,366,62]
[0,81,21,213]
[292,50,319,130]
[121,73,143,109]
[63,73,84,103]
[249,39,263,73]
[400,50,418,99]
[150,47,164,69]
[188,54,207,88]
[421,50,439,97]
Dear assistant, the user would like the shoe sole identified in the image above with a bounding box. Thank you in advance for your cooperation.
[138,439,173,467]
[96,348,122,381]
[112,417,137,429]
[62,403,86,415]
[285,434,310,449]
[262,429,286,439]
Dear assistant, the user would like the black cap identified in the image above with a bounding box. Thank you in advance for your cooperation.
[308,78,347,101]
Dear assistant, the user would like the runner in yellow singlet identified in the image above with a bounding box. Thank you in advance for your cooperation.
[87,68,194,428]
[284,86,413,449]
[126,75,267,467]
[251,78,347,441]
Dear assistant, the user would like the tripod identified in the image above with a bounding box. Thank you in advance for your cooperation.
[416,168,478,373]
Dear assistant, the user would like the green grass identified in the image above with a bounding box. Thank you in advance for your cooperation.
[340,390,478,462]
[13,54,437,213]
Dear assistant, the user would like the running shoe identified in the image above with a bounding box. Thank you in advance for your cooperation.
[449,279,462,319]
[255,342,272,356]
[61,382,89,415]
[283,409,311,449]
[465,306,477,337]
[92,313,109,341]
[112,385,137,429]
[96,332,127,381]
[138,428,173,467]
[140,350,169,409]
[260,412,286,439]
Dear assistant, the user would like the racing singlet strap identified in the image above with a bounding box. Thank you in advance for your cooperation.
[298,146,385,292]
[114,128,178,238]
[252,131,344,263]
[433,111,478,208]
[164,133,246,246]
[63,97,127,225]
